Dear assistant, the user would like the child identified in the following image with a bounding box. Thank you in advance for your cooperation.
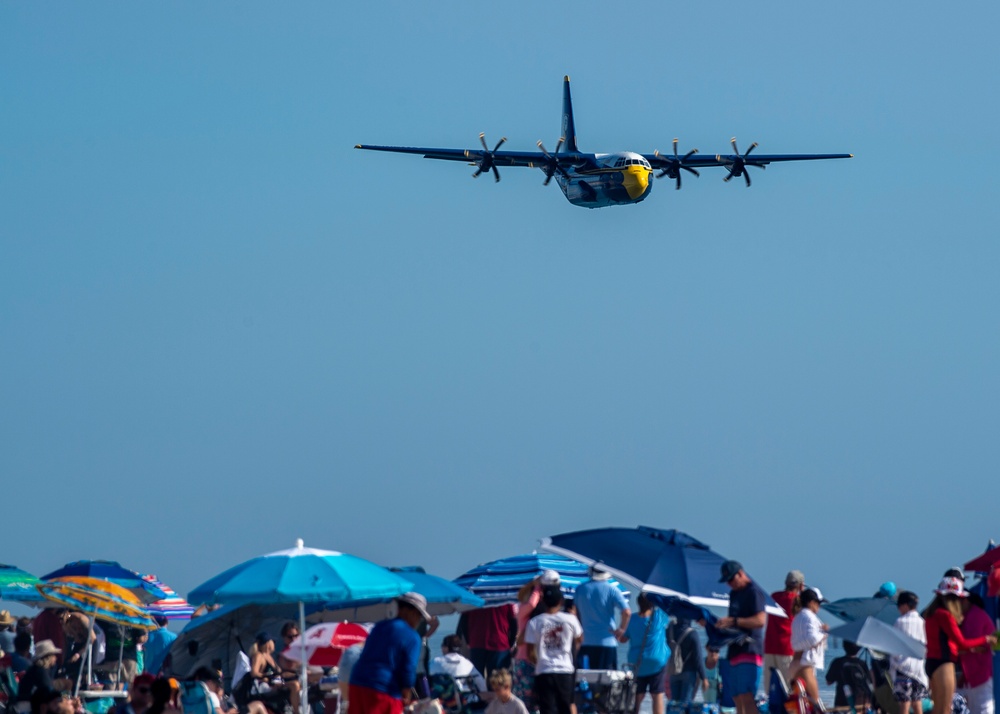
[486,670,529,714]
[704,647,722,705]
[825,641,873,710]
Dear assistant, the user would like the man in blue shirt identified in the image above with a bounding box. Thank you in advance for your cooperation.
[142,617,177,677]
[573,565,630,670]
[349,592,431,714]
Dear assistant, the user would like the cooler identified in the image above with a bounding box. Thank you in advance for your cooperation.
[575,669,637,714]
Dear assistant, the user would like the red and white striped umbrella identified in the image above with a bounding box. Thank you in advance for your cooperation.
[281,621,369,667]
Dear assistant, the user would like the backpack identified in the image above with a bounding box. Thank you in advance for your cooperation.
[839,659,873,706]
[667,625,692,676]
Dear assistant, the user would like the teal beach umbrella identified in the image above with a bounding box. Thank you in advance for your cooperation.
[188,539,414,714]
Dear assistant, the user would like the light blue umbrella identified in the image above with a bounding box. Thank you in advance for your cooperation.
[310,566,484,623]
[188,539,414,714]
[829,616,926,659]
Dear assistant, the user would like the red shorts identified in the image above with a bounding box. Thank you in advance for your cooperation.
[348,684,403,714]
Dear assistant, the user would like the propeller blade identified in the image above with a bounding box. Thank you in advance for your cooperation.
[472,167,483,178]
[491,165,501,183]
[675,172,682,190]
[723,171,734,182]
[744,170,751,188]
[744,142,758,158]
[493,137,507,153]
[479,133,489,152]
[554,138,564,155]
[731,137,739,155]
[673,138,680,159]
[682,149,698,162]
[682,166,700,177]
[537,140,550,158]
[543,173,553,186]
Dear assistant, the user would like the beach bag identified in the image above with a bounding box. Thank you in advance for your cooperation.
[667,626,692,676]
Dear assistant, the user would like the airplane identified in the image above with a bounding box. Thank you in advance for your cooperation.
[356,76,853,209]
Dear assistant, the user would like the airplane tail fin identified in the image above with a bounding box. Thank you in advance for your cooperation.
[561,75,578,152]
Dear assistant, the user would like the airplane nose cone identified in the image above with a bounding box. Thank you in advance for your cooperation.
[623,165,651,200]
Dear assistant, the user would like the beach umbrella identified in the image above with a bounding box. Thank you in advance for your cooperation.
[310,565,485,624]
[453,553,629,606]
[168,602,301,678]
[37,576,156,695]
[829,616,926,659]
[281,622,369,667]
[823,596,899,624]
[141,574,195,621]
[0,564,42,603]
[541,525,785,615]
[42,561,168,605]
[187,539,414,714]
[963,541,1000,573]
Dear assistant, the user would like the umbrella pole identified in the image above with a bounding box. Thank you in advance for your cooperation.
[299,601,308,714]
[116,635,125,688]
[74,611,98,697]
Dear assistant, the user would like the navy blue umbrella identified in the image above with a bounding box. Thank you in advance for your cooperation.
[541,526,783,614]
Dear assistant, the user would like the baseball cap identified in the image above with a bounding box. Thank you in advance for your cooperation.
[802,587,826,603]
[540,569,561,586]
[719,560,743,583]
[785,570,805,588]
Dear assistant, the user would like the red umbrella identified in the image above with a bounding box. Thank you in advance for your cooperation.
[963,542,1000,573]
[281,622,369,667]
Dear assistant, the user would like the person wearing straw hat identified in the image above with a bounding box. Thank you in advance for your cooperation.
[13,641,70,714]
[349,592,432,714]
[0,611,16,656]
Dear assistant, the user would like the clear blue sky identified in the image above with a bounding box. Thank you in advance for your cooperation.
[3,1,999,608]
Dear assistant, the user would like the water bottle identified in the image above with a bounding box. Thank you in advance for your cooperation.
[578,655,592,704]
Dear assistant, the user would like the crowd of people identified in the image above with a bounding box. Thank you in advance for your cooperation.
[0,562,998,714]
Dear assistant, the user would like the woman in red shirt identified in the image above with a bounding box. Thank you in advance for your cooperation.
[923,577,996,714]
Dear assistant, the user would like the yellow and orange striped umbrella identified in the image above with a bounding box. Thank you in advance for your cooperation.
[36,576,157,630]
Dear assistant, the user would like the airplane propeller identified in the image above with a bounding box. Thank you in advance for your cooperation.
[537,138,570,186]
[719,137,764,187]
[654,139,700,190]
[471,133,506,182]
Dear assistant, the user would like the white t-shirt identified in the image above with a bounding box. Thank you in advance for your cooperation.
[524,612,582,675]
[486,695,530,714]
[429,653,487,692]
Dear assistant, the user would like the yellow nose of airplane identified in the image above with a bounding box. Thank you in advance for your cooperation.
[623,164,652,199]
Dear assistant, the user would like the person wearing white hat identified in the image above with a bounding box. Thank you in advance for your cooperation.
[788,588,829,710]
[349,592,432,714]
[924,578,998,714]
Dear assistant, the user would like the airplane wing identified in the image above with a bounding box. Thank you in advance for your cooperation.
[643,151,853,170]
[355,144,570,168]
[643,143,852,188]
